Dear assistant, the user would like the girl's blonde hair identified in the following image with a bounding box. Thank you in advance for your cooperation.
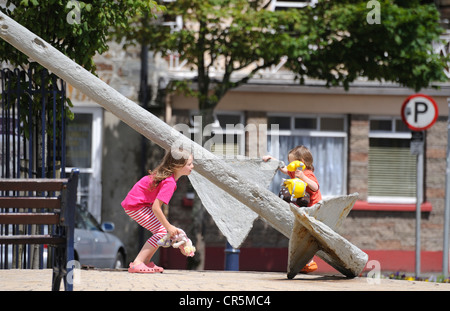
[288,145,314,172]
[148,148,192,189]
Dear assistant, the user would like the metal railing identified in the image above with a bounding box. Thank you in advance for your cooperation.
[0,67,68,269]
[0,68,67,179]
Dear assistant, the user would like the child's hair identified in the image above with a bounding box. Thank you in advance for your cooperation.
[148,148,192,189]
[288,145,314,171]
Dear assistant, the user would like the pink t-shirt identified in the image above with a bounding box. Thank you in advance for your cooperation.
[121,174,177,211]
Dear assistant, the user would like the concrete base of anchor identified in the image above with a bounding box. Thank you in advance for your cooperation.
[287,194,368,279]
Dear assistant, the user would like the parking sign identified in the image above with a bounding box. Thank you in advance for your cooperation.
[401,94,438,131]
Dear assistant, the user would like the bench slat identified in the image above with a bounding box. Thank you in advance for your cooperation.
[0,213,60,224]
[0,197,61,209]
[0,179,67,192]
[0,235,65,245]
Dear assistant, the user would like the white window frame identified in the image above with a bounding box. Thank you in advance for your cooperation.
[65,106,103,221]
[368,116,416,204]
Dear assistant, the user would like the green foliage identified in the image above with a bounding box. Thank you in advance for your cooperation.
[0,0,163,138]
[291,0,449,91]
[117,0,449,114]
[0,0,163,72]
[119,0,302,111]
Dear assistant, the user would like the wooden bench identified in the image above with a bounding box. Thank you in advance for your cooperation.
[0,169,79,291]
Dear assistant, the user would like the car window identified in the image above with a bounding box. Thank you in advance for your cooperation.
[75,209,86,229]
[77,206,102,231]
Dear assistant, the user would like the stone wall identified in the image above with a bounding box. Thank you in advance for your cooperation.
[348,115,369,201]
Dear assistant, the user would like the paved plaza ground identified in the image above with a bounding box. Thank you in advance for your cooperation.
[1,269,448,309]
[1,268,449,291]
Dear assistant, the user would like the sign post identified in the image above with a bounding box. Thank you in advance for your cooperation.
[401,94,438,278]
[444,99,450,278]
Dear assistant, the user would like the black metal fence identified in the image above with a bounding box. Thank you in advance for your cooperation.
[1,68,68,179]
[0,67,68,269]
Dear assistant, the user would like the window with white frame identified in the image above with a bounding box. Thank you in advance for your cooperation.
[188,111,245,158]
[368,117,417,203]
[267,114,347,197]
[65,107,103,221]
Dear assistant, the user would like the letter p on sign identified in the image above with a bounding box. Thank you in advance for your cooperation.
[401,94,438,131]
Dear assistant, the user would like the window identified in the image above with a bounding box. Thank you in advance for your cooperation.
[267,114,347,197]
[368,117,416,203]
[187,111,245,158]
[295,117,316,130]
[65,107,103,221]
[270,116,291,130]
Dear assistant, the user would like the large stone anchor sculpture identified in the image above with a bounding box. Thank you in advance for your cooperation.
[189,159,367,278]
[0,12,368,279]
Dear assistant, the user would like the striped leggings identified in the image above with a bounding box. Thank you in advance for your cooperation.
[125,206,167,248]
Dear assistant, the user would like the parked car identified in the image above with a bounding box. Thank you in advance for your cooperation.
[74,205,126,269]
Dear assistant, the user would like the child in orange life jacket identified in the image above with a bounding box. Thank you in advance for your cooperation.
[263,145,322,273]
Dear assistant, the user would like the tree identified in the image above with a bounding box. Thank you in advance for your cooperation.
[128,0,307,124]
[0,0,163,131]
[290,0,449,91]
[0,0,162,73]
[119,0,448,124]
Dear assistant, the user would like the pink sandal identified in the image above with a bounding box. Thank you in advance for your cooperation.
[146,262,164,273]
[128,262,156,273]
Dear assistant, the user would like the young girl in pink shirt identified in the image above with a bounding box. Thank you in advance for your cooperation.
[122,148,194,273]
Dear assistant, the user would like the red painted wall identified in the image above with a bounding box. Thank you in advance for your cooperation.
[159,247,447,274]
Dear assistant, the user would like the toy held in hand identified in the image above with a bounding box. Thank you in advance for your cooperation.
[279,161,309,207]
[279,179,310,207]
[286,160,306,172]
[284,178,307,199]
[157,228,196,257]
[178,240,196,257]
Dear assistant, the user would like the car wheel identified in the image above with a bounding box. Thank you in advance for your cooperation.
[114,252,125,269]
